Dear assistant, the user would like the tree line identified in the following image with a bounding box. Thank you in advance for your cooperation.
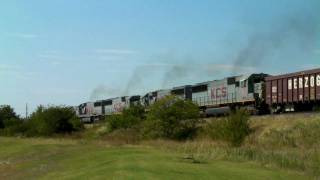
[0,105,83,137]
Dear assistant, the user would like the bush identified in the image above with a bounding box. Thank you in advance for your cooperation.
[144,95,200,140]
[0,105,24,136]
[206,109,251,146]
[107,105,145,132]
[25,105,83,136]
[0,105,19,129]
[0,118,26,136]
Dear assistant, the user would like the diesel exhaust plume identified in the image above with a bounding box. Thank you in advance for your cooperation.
[232,12,318,74]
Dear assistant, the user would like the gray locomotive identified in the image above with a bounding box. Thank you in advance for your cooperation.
[75,73,267,122]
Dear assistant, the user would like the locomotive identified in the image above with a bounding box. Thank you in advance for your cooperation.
[75,68,320,122]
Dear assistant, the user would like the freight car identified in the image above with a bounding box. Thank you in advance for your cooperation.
[266,68,320,113]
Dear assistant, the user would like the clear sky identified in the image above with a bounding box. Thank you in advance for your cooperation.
[1,0,319,116]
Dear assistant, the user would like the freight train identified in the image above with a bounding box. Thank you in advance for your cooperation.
[75,68,320,122]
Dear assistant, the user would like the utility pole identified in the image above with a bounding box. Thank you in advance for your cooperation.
[25,103,28,119]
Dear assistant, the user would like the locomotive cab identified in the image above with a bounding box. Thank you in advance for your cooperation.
[77,102,94,122]
[247,73,269,99]
[247,73,269,114]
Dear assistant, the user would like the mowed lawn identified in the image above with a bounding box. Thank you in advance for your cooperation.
[0,137,309,180]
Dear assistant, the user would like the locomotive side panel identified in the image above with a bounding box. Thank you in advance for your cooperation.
[235,75,255,103]
[86,102,94,116]
[171,86,192,100]
[112,97,127,113]
[192,91,209,106]
[204,77,240,107]
[103,99,113,115]
[104,105,113,115]
[227,84,237,103]
[208,79,229,106]
[192,83,209,107]
[93,101,102,116]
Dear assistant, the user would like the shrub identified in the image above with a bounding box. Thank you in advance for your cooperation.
[70,116,85,131]
[144,95,200,140]
[107,114,125,131]
[0,118,26,136]
[0,105,19,129]
[107,105,145,132]
[206,109,251,146]
[0,105,24,136]
[25,105,83,136]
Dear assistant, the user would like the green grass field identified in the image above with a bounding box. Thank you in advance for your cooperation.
[0,137,309,180]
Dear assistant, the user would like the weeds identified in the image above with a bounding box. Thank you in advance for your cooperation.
[204,109,251,146]
[143,114,320,178]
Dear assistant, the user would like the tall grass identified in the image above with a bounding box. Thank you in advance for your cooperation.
[143,114,320,178]
[204,109,251,146]
[80,110,320,177]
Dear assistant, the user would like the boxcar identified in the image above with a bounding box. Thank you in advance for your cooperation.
[265,68,320,112]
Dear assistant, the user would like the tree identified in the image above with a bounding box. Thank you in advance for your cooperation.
[144,95,200,140]
[26,105,83,136]
[0,105,19,129]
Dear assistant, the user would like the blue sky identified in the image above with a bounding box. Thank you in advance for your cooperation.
[0,0,319,115]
